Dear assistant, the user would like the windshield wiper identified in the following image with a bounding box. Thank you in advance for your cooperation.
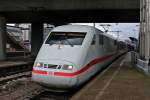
[65,39,74,47]
[64,35,74,47]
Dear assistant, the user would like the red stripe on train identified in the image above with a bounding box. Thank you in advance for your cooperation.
[54,54,113,76]
[32,69,47,74]
[32,54,114,76]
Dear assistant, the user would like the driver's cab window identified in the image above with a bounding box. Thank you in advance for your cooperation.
[91,35,96,45]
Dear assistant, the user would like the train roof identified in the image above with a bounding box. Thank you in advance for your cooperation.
[52,25,116,40]
[52,25,97,32]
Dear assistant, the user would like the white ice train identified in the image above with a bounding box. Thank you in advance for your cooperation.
[32,25,126,91]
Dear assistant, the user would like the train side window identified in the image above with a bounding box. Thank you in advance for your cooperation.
[91,35,96,45]
[99,35,103,45]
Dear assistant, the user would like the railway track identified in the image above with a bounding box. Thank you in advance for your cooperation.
[0,72,45,100]
[0,77,72,100]
[0,69,72,100]
[0,71,31,85]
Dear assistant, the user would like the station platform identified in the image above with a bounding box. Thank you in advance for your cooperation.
[0,58,34,77]
[70,52,150,100]
[0,56,34,69]
[0,61,32,68]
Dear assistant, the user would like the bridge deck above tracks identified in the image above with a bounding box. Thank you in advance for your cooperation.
[70,52,150,100]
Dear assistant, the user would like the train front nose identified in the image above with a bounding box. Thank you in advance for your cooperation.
[31,61,78,91]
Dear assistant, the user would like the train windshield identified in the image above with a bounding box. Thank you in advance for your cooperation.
[45,32,86,46]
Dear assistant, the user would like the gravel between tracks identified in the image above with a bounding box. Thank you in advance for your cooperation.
[0,77,43,100]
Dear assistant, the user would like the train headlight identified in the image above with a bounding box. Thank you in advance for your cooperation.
[68,65,73,70]
[35,62,43,67]
[62,65,73,70]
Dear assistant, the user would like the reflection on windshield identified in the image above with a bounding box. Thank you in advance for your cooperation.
[45,32,86,46]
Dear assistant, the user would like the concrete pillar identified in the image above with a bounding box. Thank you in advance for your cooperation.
[140,0,147,60]
[148,0,150,59]
[31,22,43,57]
[139,0,142,58]
[0,16,6,60]
[137,0,150,73]
[145,0,150,60]
[139,0,145,59]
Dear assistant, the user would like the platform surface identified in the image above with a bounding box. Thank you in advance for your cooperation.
[0,60,33,68]
[70,53,150,100]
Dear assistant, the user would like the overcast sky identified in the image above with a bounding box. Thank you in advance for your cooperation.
[71,23,139,41]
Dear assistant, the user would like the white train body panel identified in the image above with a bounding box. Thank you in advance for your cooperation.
[32,25,125,91]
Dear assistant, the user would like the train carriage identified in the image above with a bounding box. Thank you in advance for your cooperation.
[32,25,125,91]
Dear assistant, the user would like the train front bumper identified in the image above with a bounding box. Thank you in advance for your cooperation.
[32,70,77,91]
